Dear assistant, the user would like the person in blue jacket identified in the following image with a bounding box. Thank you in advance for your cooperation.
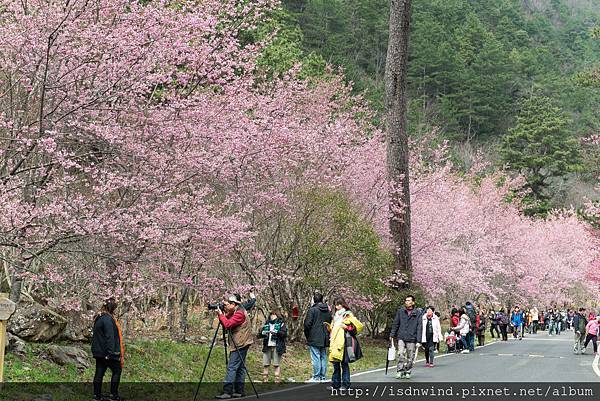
[511,306,524,340]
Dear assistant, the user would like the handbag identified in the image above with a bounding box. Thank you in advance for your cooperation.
[344,331,357,363]
[387,343,396,361]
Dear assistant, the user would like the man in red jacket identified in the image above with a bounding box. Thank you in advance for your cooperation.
[215,294,254,399]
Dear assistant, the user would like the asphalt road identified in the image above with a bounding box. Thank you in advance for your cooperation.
[237,332,600,401]
[353,333,599,382]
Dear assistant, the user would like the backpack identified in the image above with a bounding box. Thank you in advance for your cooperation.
[466,308,477,331]
[499,313,509,325]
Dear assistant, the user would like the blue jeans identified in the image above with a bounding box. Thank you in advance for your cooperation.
[460,335,468,350]
[309,346,328,380]
[223,346,249,395]
[332,361,350,389]
[466,332,475,351]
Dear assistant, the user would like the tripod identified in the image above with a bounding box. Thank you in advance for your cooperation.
[193,320,259,401]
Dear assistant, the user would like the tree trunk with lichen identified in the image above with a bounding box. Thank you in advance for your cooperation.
[385,0,413,285]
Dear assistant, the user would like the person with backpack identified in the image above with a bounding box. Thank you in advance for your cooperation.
[258,310,287,383]
[464,302,477,352]
[573,307,588,354]
[511,306,524,340]
[488,309,500,339]
[497,308,509,341]
[92,298,124,401]
[304,292,332,383]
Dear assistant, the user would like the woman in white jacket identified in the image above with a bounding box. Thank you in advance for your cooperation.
[420,307,443,367]
[451,308,471,353]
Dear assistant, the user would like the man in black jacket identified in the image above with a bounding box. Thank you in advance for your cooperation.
[303,292,332,382]
[389,295,422,380]
[573,308,588,354]
[91,298,123,401]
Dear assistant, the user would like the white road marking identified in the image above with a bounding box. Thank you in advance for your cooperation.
[351,340,503,377]
[593,353,600,378]
[519,337,571,342]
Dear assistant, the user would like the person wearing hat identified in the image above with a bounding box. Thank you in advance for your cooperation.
[215,294,254,399]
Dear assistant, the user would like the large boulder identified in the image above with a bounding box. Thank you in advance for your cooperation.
[46,345,90,369]
[7,302,67,342]
[60,312,93,342]
[5,332,27,356]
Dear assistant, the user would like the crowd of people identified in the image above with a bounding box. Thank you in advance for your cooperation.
[483,305,600,355]
[89,295,600,400]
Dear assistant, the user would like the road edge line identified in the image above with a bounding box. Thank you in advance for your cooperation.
[351,339,503,378]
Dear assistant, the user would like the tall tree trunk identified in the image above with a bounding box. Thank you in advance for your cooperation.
[179,287,189,342]
[166,292,176,339]
[385,0,413,285]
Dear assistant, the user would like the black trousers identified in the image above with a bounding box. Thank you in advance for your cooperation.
[584,334,598,353]
[93,357,122,398]
[477,332,485,346]
[499,324,508,341]
[423,339,435,364]
[490,324,500,338]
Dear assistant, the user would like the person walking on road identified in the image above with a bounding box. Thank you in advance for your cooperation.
[304,292,332,383]
[573,307,588,354]
[497,308,509,341]
[420,306,442,367]
[583,316,599,355]
[390,295,422,379]
[546,309,558,336]
[477,309,487,346]
[489,309,500,339]
[511,307,524,340]
[567,309,575,331]
[530,307,539,334]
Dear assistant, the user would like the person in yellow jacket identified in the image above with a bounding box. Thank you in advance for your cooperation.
[325,296,363,390]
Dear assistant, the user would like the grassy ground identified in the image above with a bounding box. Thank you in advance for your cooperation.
[4,322,500,400]
[4,337,389,400]
[5,338,389,383]
[5,326,499,381]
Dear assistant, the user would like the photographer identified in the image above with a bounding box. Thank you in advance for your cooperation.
[215,294,254,400]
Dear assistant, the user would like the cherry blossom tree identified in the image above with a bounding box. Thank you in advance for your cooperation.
[344,133,599,309]
[0,0,275,312]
